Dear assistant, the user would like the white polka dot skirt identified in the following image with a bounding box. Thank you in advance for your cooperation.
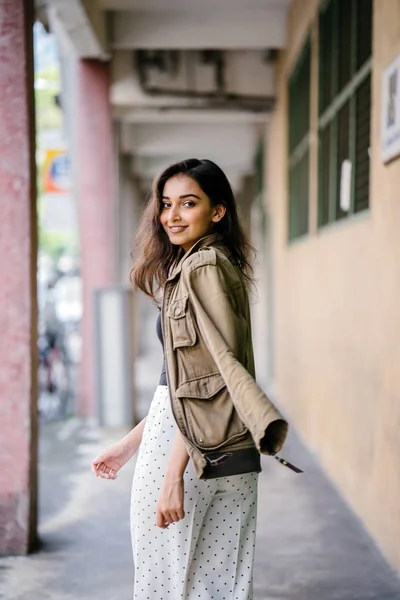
[131,385,259,600]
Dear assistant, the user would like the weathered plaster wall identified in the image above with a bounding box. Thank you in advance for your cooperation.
[266,0,400,572]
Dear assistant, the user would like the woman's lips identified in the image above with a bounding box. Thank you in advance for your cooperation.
[169,226,188,233]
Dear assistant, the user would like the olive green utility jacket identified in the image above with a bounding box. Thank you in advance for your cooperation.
[161,233,288,479]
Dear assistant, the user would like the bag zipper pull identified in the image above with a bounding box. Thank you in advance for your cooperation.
[274,455,303,473]
[206,453,233,467]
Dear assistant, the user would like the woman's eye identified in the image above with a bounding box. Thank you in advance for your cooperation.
[183,201,196,207]
[162,202,171,209]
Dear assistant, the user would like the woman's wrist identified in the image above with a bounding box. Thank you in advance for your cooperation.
[164,429,189,482]
[123,431,141,456]
[121,430,142,456]
[122,418,146,456]
[164,467,185,482]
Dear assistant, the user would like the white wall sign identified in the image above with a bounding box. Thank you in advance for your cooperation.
[340,159,352,212]
[381,53,400,163]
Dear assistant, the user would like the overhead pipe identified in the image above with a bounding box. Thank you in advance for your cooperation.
[134,50,275,113]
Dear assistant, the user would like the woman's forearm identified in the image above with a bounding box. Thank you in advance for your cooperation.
[165,429,190,480]
[156,429,188,528]
[121,416,147,458]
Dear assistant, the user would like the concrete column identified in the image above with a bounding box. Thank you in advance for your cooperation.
[115,152,140,285]
[0,0,38,554]
[77,59,115,418]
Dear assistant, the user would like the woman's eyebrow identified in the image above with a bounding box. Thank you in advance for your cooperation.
[161,194,202,200]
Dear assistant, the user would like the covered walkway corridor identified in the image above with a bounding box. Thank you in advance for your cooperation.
[1,0,400,598]
[1,403,400,599]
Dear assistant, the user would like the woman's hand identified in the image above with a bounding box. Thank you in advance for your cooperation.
[91,417,147,480]
[156,476,185,529]
[91,439,133,480]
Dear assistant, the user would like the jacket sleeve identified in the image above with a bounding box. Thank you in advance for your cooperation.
[185,261,288,455]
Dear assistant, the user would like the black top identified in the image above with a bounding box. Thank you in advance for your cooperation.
[156,312,167,386]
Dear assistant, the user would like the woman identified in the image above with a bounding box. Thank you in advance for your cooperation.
[91,158,289,599]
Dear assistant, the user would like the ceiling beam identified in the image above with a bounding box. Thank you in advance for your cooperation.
[46,0,108,59]
[101,0,290,9]
[114,108,269,125]
[111,9,287,50]
[130,123,258,160]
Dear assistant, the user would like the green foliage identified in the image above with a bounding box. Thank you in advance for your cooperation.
[38,230,79,263]
[35,67,62,132]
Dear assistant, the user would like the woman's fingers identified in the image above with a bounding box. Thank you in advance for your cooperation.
[156,507,166,528]
[169,510,180,523]
[176,507,185,521]
[91,462,104,477]
[91,446,113,472]
[156,507,184,528]
[156,506,172,529]
[91,453,105,474]
[91,459,103,476]
[92,461,116,480]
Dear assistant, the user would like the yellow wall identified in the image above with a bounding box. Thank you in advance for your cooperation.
[266,0,400,571]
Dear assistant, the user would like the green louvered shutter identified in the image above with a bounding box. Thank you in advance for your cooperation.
[318,0,372,227]
[288,41,311,241]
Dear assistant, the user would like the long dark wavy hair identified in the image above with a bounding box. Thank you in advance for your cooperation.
[130,158,255,299]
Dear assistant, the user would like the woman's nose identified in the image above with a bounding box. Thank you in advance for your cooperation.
[169,206,181,221]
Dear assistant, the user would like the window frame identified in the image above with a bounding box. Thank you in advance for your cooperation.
[318,0,372,228]
[288,38,311,243]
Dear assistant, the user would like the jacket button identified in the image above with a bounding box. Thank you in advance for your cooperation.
[199,438,203,443]
[174,304,182,317]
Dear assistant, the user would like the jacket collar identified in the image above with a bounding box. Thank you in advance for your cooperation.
[168,232,223,281]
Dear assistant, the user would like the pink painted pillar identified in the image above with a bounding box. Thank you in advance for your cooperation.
[0,0,38,554]
[77,60,115,418]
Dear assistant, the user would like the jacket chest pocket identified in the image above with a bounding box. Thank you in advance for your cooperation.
[167,295,197,349]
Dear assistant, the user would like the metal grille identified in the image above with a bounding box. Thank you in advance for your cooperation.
[319,124,331,226]
[289,44,311,153]
[319,1,334,114]
[357,0,373,69]
[338,0,353,92]
[288,41,311,241]
[336,101,350,220]
[354,74,371,213]
[289,150,309,241]
[318,0,372,227]
[296,150,310,237]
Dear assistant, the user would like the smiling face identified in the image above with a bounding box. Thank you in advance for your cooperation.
[160,174,226,252]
